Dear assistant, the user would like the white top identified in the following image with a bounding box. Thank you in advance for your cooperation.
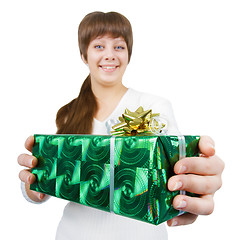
[55,88,179,240]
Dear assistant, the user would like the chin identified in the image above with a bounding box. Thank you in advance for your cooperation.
[98,78,122,87]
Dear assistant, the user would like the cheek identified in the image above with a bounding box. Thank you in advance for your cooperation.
[86,48,98,63]
[87,55,100,68]
[120,56,129,69]
[120,52,129,65]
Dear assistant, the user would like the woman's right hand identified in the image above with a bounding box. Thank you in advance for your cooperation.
[18,136,46,202]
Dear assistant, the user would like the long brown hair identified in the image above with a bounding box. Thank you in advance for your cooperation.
[56,11,133,134]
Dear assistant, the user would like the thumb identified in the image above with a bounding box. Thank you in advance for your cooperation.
[199,135,215,157]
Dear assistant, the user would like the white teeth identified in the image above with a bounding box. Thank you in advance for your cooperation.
[101,66,116,69]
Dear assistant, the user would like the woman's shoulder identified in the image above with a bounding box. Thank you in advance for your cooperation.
[117,88,179,134]
[127,88,171,108]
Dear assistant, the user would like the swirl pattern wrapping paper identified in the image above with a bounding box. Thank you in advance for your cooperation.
[30,134,200,225]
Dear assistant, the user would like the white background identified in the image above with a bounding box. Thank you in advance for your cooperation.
[1,0,239,239]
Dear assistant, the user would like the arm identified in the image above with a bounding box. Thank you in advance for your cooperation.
[167,136,224,226]
[18,136,49,203]
[148,96,224,225]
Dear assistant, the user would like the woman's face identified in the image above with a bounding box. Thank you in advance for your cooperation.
[83,35,129,87]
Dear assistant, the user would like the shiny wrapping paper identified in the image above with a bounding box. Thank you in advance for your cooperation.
[30,134,200,225]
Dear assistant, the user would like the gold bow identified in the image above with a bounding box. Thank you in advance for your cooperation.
[111,106,166,136]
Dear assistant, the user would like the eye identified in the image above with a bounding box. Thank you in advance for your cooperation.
[115,46,125,50]
[95,45,104,49]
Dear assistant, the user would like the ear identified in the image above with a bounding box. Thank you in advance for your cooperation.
[81,54,88,64]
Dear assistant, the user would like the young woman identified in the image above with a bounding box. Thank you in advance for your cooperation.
[18,11,224,239]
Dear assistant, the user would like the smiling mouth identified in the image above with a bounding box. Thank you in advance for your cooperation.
[99,65,119,72]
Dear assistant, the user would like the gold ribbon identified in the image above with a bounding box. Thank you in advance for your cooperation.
[111,106,166,136]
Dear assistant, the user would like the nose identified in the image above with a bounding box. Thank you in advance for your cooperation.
[105,56,115,61]
[104,48,115,61]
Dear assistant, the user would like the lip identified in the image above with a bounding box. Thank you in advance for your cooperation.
[99,65,119,72]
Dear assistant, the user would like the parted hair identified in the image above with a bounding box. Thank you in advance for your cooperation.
[56,11,133,134]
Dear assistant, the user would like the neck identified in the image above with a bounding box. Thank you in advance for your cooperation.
[91,81,128,105]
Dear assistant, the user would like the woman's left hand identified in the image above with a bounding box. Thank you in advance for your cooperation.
[167,136,224,226]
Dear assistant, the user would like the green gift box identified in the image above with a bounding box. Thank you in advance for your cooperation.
[30,134,200,225]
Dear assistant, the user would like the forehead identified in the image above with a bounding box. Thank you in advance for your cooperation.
[90,35,126,43]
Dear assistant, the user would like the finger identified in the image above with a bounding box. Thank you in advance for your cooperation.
[24,183,46,201]
[17,154,38,168]
[167,213,198,227]
[19,169,36,184]
[174,155,224,176]
[25,135,35,152]
[199,136,215,157]
[168,174,222,195]
[172,194,214,216]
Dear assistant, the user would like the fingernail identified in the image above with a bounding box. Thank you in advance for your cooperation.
[30,158,36,167]
[30,158,34,167]
[208,142,215,150]
[176,199,187,209]
[27,175,31,184]
[178,165,187,174]
[170,219,178,227]
[39,193,44,200]
[172,181,182,191]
